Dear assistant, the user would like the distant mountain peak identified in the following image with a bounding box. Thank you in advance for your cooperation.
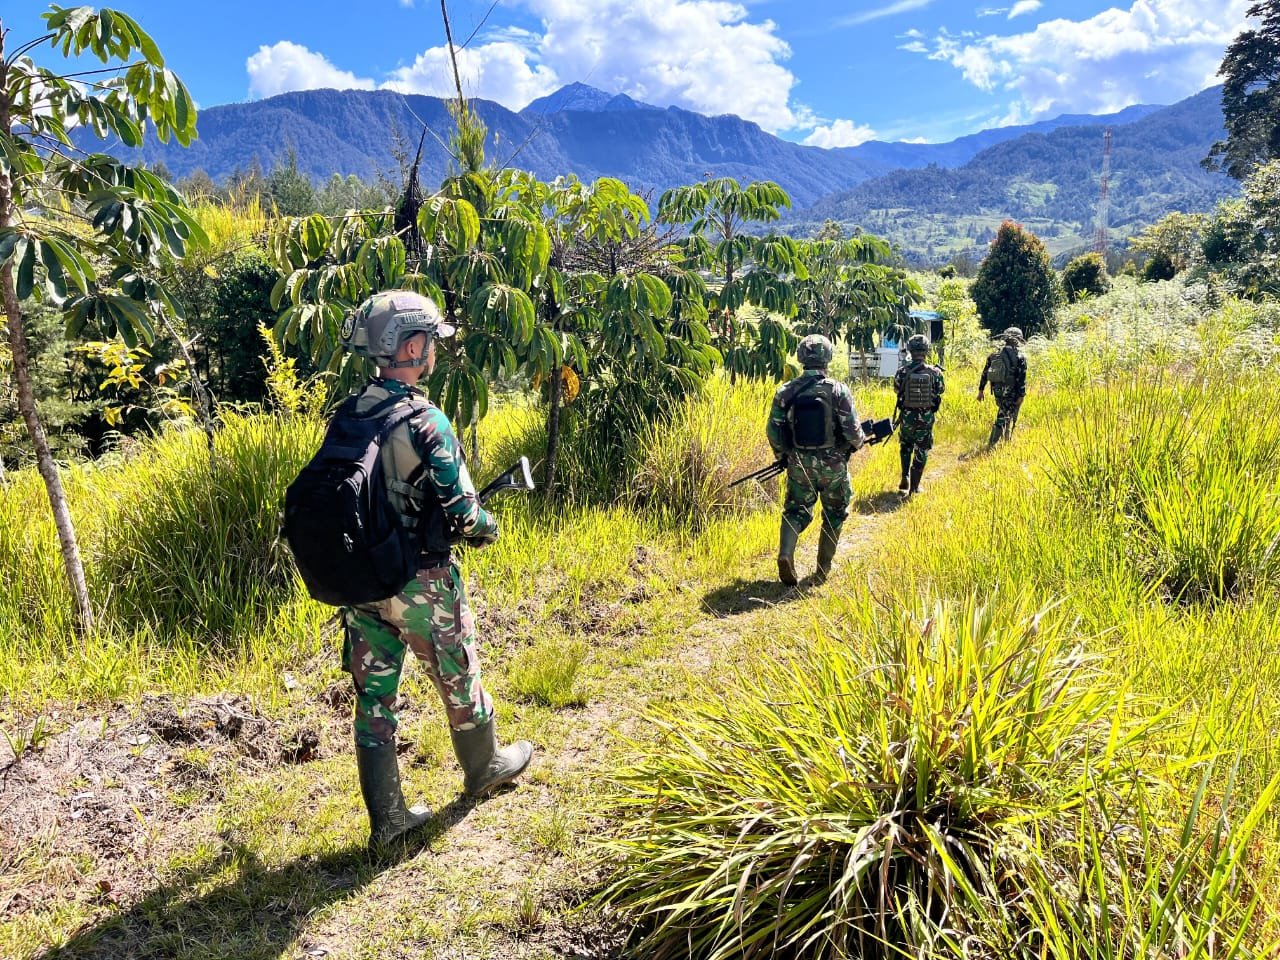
[522,82,613,115]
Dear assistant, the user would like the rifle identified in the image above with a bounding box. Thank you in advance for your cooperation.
[477,456,535,503]
[452,456,536,544]
[728,418,897,488]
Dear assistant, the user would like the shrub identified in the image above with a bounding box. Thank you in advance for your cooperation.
[972,220,1059,337]
[600,595,1273,959]
[1046,381,1280,603]
[1062,251,1110,302]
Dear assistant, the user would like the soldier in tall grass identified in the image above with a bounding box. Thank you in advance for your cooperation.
[978,326,1028,445]
[338,291,533,848]
[766,335,866,585]
[893,334,945,497]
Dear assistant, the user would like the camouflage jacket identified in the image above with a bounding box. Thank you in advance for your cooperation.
[979,345,1028,400]
[766,369,866,463]
[353,377,496,553]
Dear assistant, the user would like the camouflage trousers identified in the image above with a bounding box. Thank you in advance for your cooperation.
[988,393,1023,445]
[342,562,493,749]
[897,411,936,474]
[783,450,852,536]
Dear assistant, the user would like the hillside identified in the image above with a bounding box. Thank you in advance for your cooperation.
[793,87,1235,261]
[85,83,1215,216]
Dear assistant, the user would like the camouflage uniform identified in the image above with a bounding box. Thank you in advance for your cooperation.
[893,357,945,492]
[767,369,866,536]
[979,340,1028,445]
[342,377,497,749]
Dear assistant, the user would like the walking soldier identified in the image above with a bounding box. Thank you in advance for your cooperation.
[978,326,1028,445]
[334,290,532,849]
[892,333,944,497]
[766,334,867,586]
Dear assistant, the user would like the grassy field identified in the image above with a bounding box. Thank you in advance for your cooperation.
[1,281,1277,958]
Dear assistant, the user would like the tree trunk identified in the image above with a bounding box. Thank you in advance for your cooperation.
[1,265,95,635]
[545,363,563,502]
[156,311,217,453]
[0,54,93,635]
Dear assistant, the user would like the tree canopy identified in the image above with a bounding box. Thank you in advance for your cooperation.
[1206,1,1280,180]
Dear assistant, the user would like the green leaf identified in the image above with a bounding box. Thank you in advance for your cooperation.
[14,241,36,301]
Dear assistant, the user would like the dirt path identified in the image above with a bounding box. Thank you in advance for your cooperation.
[4,450,967,960]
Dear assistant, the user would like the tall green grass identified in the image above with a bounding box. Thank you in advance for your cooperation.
[602,595,1278,959]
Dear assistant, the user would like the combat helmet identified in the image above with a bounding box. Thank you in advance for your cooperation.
[906,333,930,356]
[340,290,455,367]
[1002,326,1025,344]
[797,334,834,369]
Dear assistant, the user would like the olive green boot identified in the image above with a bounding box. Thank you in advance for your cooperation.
[909,461,926,496]
[814,523,841,582]
[777,519,800,586]
[450,718,533,798]
[356,741,431,850]
[898,448,912,495]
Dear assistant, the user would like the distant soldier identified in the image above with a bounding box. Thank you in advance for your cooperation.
[337,290,532,849]
[893,333,944,496]
[767,334,866,585]
[978,326,1028,445]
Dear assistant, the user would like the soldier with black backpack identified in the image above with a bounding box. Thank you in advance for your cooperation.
[285,289,532,851]
[766,334,867,586]
[893,333,945,497]
[978,326,1028,445]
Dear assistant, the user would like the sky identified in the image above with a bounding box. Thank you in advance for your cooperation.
[6,0,1253,145]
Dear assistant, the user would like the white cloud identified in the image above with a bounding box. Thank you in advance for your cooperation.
[1007,0,1040,17]
[837,0,934,27]
[915,0,1251,118]
[977,7,1007,16]
[802,118,878,148]
[243,1,819,134]
[246,41,375,99]
[382,41,560,106]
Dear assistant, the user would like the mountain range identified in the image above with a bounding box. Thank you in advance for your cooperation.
[92,81,1237,260]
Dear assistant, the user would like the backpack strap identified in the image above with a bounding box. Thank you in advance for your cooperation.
[372,397,433,527]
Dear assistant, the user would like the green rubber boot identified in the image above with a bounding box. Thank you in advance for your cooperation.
[898,448,912,494]
[777,518,801,586]
[814,523,841,582]
[356,741,431,851]
[909,461,925,496]
[450,718,533,798]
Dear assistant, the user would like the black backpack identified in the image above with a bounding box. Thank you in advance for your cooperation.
[284,394,429,606]
[787,378,837,450]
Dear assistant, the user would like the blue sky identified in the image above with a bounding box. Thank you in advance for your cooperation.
[10,1,1251,144]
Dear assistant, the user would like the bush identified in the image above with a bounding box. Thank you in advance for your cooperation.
[600,595,1273,959]
[1062,251,1110,302]
[1142,250,1178,282]
[1046,380,1280,603]
[972,220,1059,337]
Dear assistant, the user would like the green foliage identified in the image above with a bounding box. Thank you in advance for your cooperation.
[792,235,922,352]
[0,301,89,465]
[507,638,588,708]
[1142,250,1178,282]
[1129,211,1207,273]
[266,149,317,217]
[602,594,1271,959]
[972,220,1059,336]
[0,5,204,347]
[1206,1,1280,179]
[658,178,803,380]
[1061,251,1110,302]
[1047,381,1280,603]
[1201,159,1280,298]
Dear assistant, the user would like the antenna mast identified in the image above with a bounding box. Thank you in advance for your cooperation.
[1093,128,1112,256]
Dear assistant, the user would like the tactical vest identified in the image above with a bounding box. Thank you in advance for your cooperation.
[786,377,838,451]
[902,364,939,411]
[357,384,454,560]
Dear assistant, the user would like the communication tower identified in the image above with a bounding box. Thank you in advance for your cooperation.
[1093,128,1112,256]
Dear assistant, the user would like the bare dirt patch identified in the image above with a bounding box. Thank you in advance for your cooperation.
[0,693,309,928]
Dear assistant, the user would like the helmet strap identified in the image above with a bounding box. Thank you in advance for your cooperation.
[383,356,429,369]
